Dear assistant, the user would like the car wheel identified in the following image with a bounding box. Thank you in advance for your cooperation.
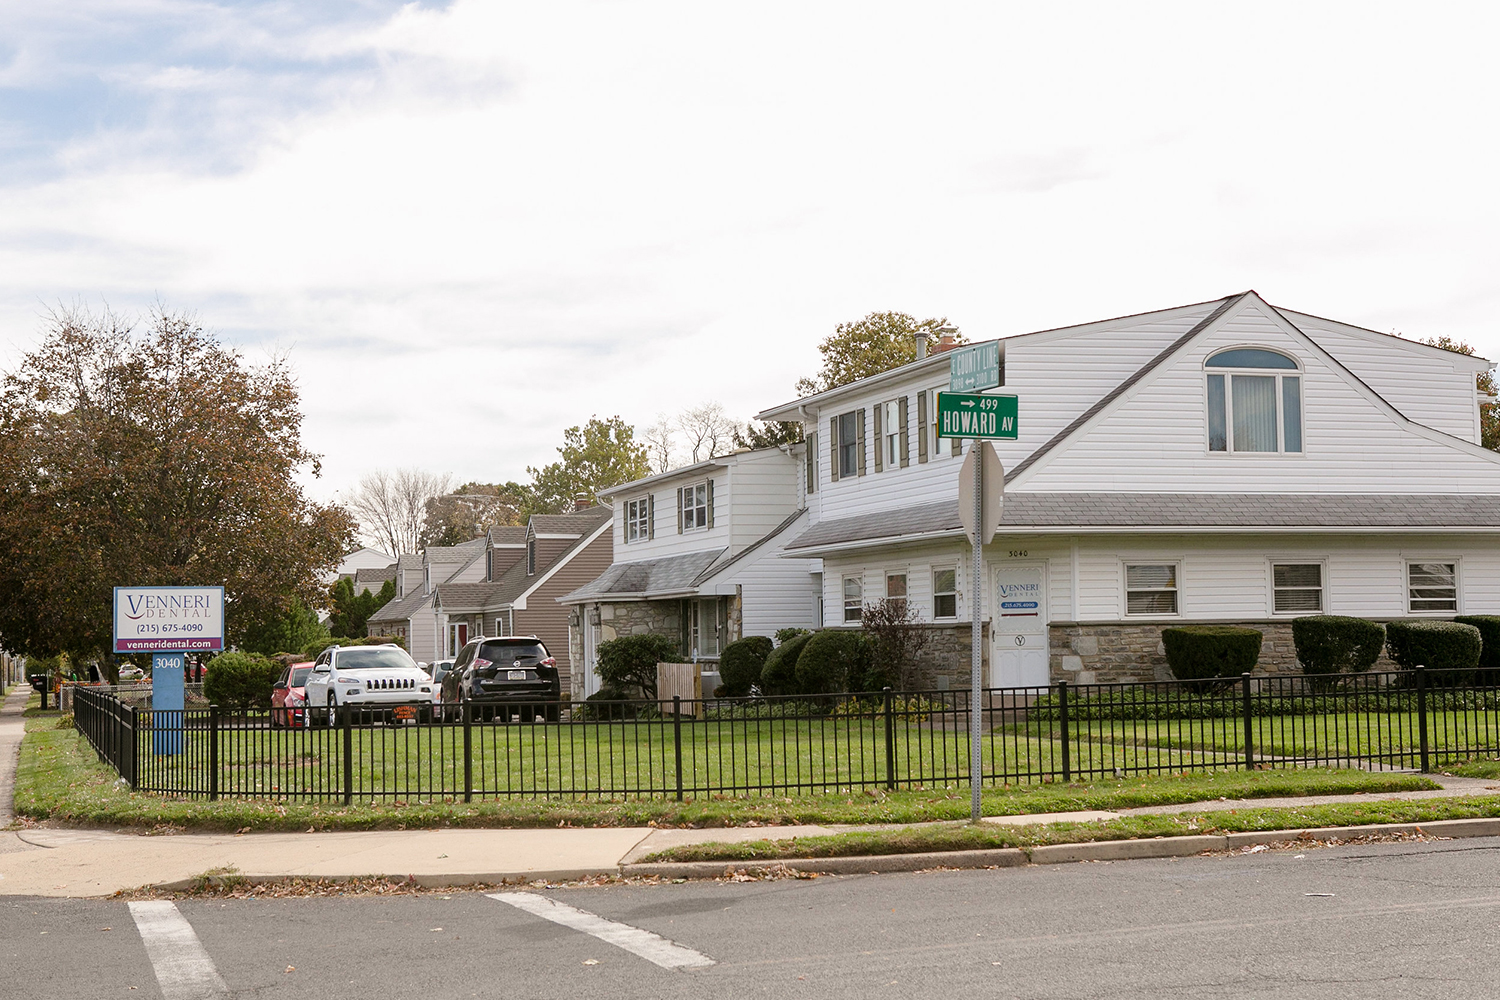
[327,693,338,727]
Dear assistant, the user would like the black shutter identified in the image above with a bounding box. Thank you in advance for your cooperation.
[706,479,715,528]
[676,487,684,533]
[917,391,928,464]
[829,416,840,482]
[856,409,866,476]
[805,431,817,494]
[648,494,655,539]
[872,403,883,472]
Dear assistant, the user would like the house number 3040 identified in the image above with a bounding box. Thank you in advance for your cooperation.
[1008,550,1028,558]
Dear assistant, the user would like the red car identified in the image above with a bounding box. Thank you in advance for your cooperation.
[271,662,315,728]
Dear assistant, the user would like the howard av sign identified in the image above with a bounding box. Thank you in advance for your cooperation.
[936,392,1019,440]
[113,586,225,653]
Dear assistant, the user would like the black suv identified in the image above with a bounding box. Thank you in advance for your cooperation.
[442,636,561,722]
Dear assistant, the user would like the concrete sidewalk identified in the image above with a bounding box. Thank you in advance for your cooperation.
[2,684,1497,897]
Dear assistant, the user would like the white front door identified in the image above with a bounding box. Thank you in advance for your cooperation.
[992,563,1049,688]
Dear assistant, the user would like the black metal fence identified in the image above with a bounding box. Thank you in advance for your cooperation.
[69,668,1500,803]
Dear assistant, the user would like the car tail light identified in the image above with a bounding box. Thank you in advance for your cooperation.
[540,657,557,668]
[474,658,492,668]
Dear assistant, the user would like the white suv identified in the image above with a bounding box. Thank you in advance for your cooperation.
[303,644,436,723]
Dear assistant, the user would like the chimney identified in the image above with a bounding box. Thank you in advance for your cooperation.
[930,325,960,354]
[573,493,593,512]
[914,330,930,360]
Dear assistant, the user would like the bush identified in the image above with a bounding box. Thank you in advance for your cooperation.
[1292,616,1385,687]
[302,638,333,661]
[860,599,931,690]
[1385,619,1481,684]
[1161,626,1263,683]
[760,632,813,695]
[202,652,280,714]
[718,636,774,697]
[1454,616,1500,683]
[573,685,642,721]
[774,627,812,646]
[795,630,872,694]
[596,633,683,698]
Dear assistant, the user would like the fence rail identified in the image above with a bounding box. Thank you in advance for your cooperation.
[69,668,1500,803]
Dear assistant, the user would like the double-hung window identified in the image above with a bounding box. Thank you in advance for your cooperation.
[843,577,863,623]
[933,568,957,619]
[625,497,651,543]
[1206,349,1303,453]
[886,572,908,614]
[838,411,860,477]
[1272,563,1323,613]
[1408,562,1458,613]
[1125,563,1178,615]
[680,482,709,531]
[882,401,901,468]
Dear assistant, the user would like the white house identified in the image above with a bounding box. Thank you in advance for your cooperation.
[326,546,395,585]
[755,290,1500,686]
[558,446,823,698]
[366,538,486,663]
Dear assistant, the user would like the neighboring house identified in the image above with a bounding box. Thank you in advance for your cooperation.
[366,538,486,663]
[754,290,1500,686]
[427,507,613,694]
[558,447,823,699]
[351,565,396,597]
[326,546,395,585]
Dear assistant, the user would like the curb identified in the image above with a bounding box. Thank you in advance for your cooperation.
[150,868,614,892]
[622,816,1500,879]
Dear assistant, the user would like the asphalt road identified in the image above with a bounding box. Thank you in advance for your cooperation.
[6,837,1500,999]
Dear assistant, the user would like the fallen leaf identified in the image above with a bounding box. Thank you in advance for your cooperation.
[285,966,296,974]
[583,959,599,966]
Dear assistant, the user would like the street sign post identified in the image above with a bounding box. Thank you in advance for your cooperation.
[948,341,1001,392]
[936,392,1018,440]
[114,586,224,758]
[960,442,1005,821]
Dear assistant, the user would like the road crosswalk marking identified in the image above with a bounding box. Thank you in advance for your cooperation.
[127,901,228,999]
[489,892,715,970]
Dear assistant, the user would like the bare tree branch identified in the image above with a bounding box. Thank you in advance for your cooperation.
[676,402,740,464]
[347,468,452,555]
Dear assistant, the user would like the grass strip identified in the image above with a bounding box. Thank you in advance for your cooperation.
[639,797,1500,864]
[14,716,1439,833]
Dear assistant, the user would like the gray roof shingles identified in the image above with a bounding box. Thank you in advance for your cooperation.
[783,493,1500,551]
[558,548,728,603]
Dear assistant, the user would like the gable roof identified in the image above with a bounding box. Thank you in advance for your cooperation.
[425,538,487,563]
[487,525,528,546]
[530,507,612,537]
[367,587,432,623]
[434,508,612,613]
[556,548,729,604]
[353,566,396,586]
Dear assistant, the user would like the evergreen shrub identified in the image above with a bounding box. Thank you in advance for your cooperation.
[760,632,813,695]
[1292,616,1385,688]
[718,636,774,697]
[203,652,280,714]
[1161,625,1263,683]
[1454,615,1500,683]
[596,633,683,698]
[1385,619,1481,684]
[795,629,872,694]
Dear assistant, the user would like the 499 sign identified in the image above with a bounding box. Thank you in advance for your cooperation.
[936,392,1018,440]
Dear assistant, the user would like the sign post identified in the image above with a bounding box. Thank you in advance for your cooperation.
[113,586,225,757]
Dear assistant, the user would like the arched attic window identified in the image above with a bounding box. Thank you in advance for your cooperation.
[1205,348,1303,454]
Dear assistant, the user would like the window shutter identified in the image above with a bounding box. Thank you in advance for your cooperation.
[872,404,883,472]
[856,409,867,476]
[648,494,655,539]
[898,397,909,467]
[829,416,840,482]
[706,479,715,528]
[917,391,929,463]
[805,431,817,494]
[676,487,684,533]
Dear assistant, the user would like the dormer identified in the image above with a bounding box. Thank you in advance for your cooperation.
[485,525,528,581]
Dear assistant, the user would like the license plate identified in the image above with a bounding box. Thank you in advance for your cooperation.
[507,670,527,680]
[392,705,416,721]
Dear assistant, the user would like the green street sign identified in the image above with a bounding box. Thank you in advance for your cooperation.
[948,341,1001,392]
[937,392,1018,440]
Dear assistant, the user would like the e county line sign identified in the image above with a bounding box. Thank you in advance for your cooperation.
[113,586,225,653]
[936,392,1018,440]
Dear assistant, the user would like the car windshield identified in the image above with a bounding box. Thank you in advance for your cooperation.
[433,665,450,682]
[334,647,416,670]
[291,667,312,686]
[478,641,547,663]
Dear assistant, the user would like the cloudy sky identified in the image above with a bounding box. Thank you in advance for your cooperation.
[2,1,1498,508]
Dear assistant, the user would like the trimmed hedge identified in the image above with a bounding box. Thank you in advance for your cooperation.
[1161,625,1263,682]
[1454,615,1500,683]
[597,634,683,698]
[717,636,774,697]
[775,627,812,646]
[1292,616,1385,686]
[760,632,813,695]
[795,630,872,694]
[1384,620,1481,683]
[202,652,280,714]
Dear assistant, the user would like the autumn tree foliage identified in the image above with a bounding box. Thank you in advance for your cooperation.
[0,306,355,669]
[795,311,961,396]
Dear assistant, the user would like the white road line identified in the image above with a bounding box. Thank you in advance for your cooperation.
[489,892,716,970]
[127,901,229,999]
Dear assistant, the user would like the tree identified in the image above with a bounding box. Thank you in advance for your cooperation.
[239,598,328,658]
[421,483,521,547]
[326,576,396,638]
[676,402,740,464]
[795,312,962,396]
[519,416,651,516]
[1423,337,1500,450]
[347,468,451,556]
[642,416,676,474]
[0,305,355,673]
[735,419,803,450]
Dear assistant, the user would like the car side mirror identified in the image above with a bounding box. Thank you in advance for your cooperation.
[273,682,287,690]
[313,663,329,673]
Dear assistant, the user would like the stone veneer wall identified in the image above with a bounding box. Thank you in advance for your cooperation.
[904,622,991,690]
[1048,621,1399,685]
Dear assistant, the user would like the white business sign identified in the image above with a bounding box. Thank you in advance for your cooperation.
[113,586,226,653]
